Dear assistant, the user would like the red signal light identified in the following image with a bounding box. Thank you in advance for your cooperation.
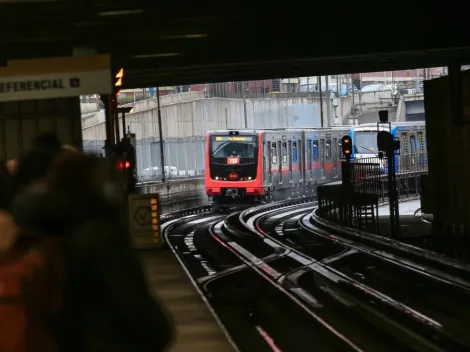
[117,160,132,170]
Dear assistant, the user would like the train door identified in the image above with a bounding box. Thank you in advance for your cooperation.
[307,139,312,181]
[292,140,302,182]
[278,141,283,183]
[313,139,319,180]
[320,138,326,180]
[400,131,409,173]
[266,141,271,185]
[270,142,277,184]
[417,131,426,165]
[409,133,417,169]
[325,137,332,179]
[288,140,293,183]
[297,139,303,182]
[332,137,339,178]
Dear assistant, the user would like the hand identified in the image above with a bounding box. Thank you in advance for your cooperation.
[0,211,19,251]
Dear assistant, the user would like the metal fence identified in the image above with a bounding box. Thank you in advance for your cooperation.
[346,153,429,201]
[317,153,429,235]
[83,136,206,182]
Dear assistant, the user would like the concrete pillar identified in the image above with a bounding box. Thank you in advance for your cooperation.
[423,67,470,242]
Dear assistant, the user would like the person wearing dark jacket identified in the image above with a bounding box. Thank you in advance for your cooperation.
[11,153,173,352]
[14,132,63,193]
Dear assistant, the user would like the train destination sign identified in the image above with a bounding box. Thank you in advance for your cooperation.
[227,157,240,165]
[215,136,254,142]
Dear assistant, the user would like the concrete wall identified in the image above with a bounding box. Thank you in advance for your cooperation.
[138,177,206,213]
[122,91,205,112]
[396,93,425,122]
[82,96,335,141]
[80,103,100,114]
[339,90,398,124]
[82,91,396,142]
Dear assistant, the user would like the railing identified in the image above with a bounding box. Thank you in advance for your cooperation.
[317,185,380,234]
[347,153,428,201]
[317,153,428,235]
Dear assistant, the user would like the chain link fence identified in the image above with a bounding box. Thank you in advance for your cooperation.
[83,137,206,182]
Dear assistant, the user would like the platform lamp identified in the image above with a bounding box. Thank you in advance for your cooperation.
[113,68,124,142]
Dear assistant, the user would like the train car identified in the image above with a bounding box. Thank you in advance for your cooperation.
[206,127,350,209]
[205,130,263,209]
[349,122,427,173]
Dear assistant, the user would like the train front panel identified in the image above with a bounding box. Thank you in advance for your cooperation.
[205,130,264,206]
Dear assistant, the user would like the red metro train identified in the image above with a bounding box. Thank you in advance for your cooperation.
[205,128,349,210]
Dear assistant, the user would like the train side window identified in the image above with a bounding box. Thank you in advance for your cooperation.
[320,139,325,160]
[325,139,331,159]
[282,142,287,163]
[313,140,319,160]
[271,143,277,164]
[292,141,297,162]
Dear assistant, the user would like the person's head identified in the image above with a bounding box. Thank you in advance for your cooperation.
[32,132,62,153]
[5,160,17,175]
[46,153,122,204]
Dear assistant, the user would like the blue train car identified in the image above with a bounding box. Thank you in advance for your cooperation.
[349,122,427,174]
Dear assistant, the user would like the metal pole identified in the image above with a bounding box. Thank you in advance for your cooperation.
[325,75,331,127]
[351,74,355,126]
[318,76,324,127]
[157,87,166,183]
[121,112,126,139]
[114,112,120,142]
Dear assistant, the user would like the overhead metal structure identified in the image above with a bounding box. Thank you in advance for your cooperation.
[1,0,469,87]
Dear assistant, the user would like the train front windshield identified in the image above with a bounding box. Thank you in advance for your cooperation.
[354,131,377,154]
[211,136,257,162]
[209,135,258,180]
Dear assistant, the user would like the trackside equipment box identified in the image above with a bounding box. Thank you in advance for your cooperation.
[128,193,162,249]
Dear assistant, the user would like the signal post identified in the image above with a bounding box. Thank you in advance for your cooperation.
[111,66,163,248]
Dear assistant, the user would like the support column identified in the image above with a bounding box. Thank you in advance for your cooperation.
[424,63,470,244]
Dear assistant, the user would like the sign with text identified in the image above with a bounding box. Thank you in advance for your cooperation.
[128,193,163,249]
[0,55,111,102]
[227,157,240,165]
[215,136,254,142]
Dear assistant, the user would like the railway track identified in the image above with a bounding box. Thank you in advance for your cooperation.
[159,199,470,352]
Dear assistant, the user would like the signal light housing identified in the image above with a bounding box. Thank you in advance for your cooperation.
[341,135,352,159]
[117,160,132,170]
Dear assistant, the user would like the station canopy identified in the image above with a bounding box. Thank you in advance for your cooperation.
[1,0,469,88]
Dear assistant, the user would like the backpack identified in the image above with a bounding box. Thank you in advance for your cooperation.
[0,231,64,352]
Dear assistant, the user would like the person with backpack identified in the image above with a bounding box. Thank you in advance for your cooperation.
[8,152,173,352]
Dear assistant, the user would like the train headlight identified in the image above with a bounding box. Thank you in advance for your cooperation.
[248,176,252,180]
[215,176,219,180]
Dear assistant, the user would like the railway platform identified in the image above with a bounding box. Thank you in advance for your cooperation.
[376,198,432,239]
[139,249,236,352]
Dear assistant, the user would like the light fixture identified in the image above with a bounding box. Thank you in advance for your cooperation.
[74,21,105,27]
[132,53,179,59]
[97,9,143,17]
[160,33,208,40]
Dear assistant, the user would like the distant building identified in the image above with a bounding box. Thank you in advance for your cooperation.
[351,68,446,88]
[189,79,277,97]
